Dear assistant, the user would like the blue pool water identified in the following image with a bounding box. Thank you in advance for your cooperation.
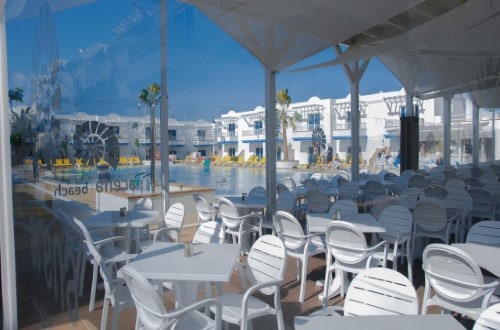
[46,164,321,197]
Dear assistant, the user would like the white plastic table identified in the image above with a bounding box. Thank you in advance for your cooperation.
[306,212,386,234]
[84,210,162,252]
[119,242,240,307]
[294,314,466,330]
[453,243,500,277]
[224,195,267,210]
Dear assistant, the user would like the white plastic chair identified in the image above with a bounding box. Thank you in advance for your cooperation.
[323,221,388,300]
[375,205,414,282]
[408,174,430,189]
[248,186,267,198]
[274,210,325,303]
[473,303,500,330]
[316,268,418,316]
[283,176,297,192]
[328,199,358,218]
[339,181,361,201]
[364,180,386,201]
[422,243,500,320]
[133,197,154,211]
[468,188,497,223]
[210,235,287,330]
[305,188,331,213]
[445,178,467,190]
[152,203,185,243]
[73,217,134,312]
[80,230,135,330]
[466,220,500,247]
[193,193,217,225]
[193,221,225,244]
[121,266,222,330]
[412,198,460,257]
[423,184,448,199]
[370,195,399,220]
[444,189,473,242]
[217,197,262,254]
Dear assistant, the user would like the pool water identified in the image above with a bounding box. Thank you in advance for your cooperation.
[46,164,320,197]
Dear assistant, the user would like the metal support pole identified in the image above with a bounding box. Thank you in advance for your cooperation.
[443,96,452,167]
[264,69,277,215]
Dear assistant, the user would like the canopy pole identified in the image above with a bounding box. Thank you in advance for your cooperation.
[264,68,277,215]
[335,45,369,181]
[443,96,452,167]
[472,97,480,166]
[492,110,496,161]
[160,0,169,213]
[0,1,18,328]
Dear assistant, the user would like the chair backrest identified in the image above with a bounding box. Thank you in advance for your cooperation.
[246,235,286,295]
[466,220,500,247]
[468,187,496,216]
[325,221,369,265]
[339,181,361,201]
[193,221,225,244]
[330,175,348,188]
[423,244,489,303]
[276,183,291,196]
[344,267,418,316]
[464,177,484,188]
[473,303,500,330]
[329,200,358,218]
[273,211,306,250]
[423,184,448,199]
[370,195,399,220]
[444,189,473,212]
[306,188,330,213]
[364,180,386,201]
[217,197,242,229]
[121,265,172,329]
[408,174,430,188]
[73,216,95,244]
[444,178,466,190]
[192,193,215,224]
[390,176,410,195]
[377,205,413,245]
[283,176,297,192]
[276,189,296,214]
[134,197,153,211]
[75,220,115,295]
[413,199,449,233]
[248,186,267,198]
[164,203,185,230]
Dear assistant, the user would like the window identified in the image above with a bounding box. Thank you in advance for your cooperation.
[168,129,177,141]
[145,127,152,139]
[256,147,263,160]
[228,123,236,136]
[229,148,236,157]
[197,130,206,140]
[308,113,321,131]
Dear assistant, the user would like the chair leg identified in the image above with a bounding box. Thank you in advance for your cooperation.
[89,260,99,311]
[101,298,110,330]
[299,258,308,303]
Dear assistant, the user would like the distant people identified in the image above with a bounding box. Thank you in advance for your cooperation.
[326,146,333,164]
[333,153,341,169]
[393,151,401,168]
[436,155,444,166]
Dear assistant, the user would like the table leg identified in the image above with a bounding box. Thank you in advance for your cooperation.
[317,270,349,304]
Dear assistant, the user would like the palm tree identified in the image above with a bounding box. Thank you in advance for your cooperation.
[138,83,161,192]
[9,106,32,164]
[8,87,24,110]
[277,89,300,161]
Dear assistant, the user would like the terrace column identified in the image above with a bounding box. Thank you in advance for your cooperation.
[0,1,18,328]
[400,92,419,171]
[336,45,369,181]
[160,0,170,213]
[264,68,277,214]
[443,96,452,167]
[492,110,496,161]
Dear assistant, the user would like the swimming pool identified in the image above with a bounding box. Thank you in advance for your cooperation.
[45,164,321,197]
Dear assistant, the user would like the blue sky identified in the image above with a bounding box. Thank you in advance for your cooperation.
[6,0,403,121]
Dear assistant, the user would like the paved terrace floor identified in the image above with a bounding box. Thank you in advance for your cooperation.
[11,168,475,330]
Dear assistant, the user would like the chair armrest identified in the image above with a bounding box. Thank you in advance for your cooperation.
[153,227,180,242]
[241,279,283,320]
[94,235,128,250]
[170,297,222,329]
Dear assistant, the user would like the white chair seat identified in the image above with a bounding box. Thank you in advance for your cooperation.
[174,310,219,330]
[215,293,275,324]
